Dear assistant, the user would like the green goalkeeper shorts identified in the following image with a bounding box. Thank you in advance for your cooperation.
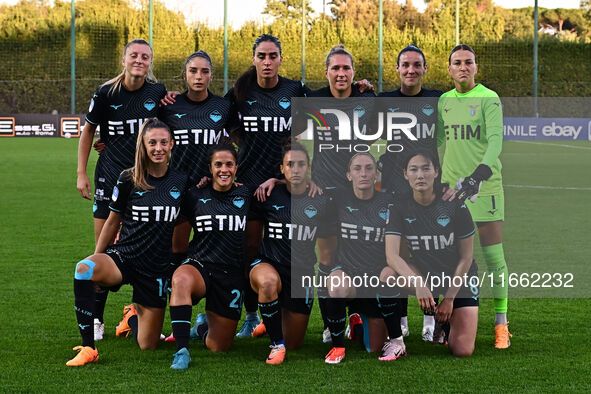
[466,192,504,222]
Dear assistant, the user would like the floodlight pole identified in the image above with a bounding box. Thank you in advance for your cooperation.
[224,0,229,92]
[149,0,153,47]
[301,0,306,83]
[378,0,383,93]
[70,0,76,114]
[455,0,459,45]
[533,0,539,117]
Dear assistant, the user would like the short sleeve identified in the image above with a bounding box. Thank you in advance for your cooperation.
[85,87,106,125]
[317,193,337,238]
[109,171,132,213]
[385,202,404,236]
[454,201,475,239]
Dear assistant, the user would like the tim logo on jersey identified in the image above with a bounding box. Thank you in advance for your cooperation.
[268,222,317,241]
[131,205,180,222]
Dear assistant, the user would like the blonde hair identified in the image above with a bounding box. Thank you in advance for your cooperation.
[127,118,171,191]
[103,39,157,96]
[325,44,354,70]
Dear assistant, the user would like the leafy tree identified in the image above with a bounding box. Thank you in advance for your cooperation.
[263,0,314,20]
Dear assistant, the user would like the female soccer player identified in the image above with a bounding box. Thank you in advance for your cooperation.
[324,153,404,363]
[168,144,255,370]
[437,44,511,349]
[385,151,479,357]
[67,118,188,366]
[76,39,167,339]
[248,141,335,364]
[378,44,443,341]
[160,50,235,262]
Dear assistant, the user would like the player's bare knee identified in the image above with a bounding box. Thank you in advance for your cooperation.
[171,272,192,293]
[258,275,280,298]
[138,339,158,351]
[450,343,474,357]
[207,340,231,352]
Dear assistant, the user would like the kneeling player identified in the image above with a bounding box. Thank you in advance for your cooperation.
[168,144,254,370]
[385,151,479,357]
[324,153,405,363]
[67,119,187,366]
[248,141,336,364]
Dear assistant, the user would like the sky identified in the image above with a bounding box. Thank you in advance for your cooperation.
[161,0,583,27]
[0,0,582,27]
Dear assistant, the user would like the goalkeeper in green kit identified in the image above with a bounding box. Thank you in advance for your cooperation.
[437,44,511,349]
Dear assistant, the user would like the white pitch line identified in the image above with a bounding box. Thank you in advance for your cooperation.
[504,184,591,191]
[509,140,591,150]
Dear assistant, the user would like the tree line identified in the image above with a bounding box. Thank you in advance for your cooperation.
[0,0,589,113]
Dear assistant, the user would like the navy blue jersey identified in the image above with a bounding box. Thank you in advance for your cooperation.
[376,88,442,196]
[385,196,474,275]
[308,85,376,190]
[335,189,394,276]
[108,168,189,277]
[86,81,167,204]
[252,184,336,271]
[159,91,235,185]
[181,184,255,270]
[226,76,309,185]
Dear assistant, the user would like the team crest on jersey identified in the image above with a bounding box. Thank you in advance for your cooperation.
[246,99,257,105]
[304,205,317,218]
[354,105,366,118]
[278,97,291,109]
[209,110,222,123]
[112,186,119,202]
[233,196,245,208]
[469,105,479,116]
[144,99,156,111]
[437,214,450,227]
[169,186,180,199]
[422,104,434,116]
[379,207,388,221]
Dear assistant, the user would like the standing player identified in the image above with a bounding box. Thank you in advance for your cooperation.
[226,34,310,337]
[324,153,404,363]
[385,151,479,357]
[437,44,511,349]
[76,39,167,340]
[307,45,375,343]
[168,144,255,370]
[160,50,235,262]
[378,45,442,340]
[66,118,188,366]
[248,141,336,364]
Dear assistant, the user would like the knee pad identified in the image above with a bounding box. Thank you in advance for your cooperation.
[74,259,95,280]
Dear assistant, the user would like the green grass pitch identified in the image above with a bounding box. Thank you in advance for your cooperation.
[0,138,590,392]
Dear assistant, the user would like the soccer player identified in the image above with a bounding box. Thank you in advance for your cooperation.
[378,45,443,341]
[66,118,188,366]
[324,153,404,363]
[226,34,310,337]
[168,143,255,370]
[437,44,511,349]
[248,141,336,364]
[160,50,235,266]
[76,39,167,340]
[385,150,479,357]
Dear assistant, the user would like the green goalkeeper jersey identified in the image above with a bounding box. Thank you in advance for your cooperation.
[437,84,503,196]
